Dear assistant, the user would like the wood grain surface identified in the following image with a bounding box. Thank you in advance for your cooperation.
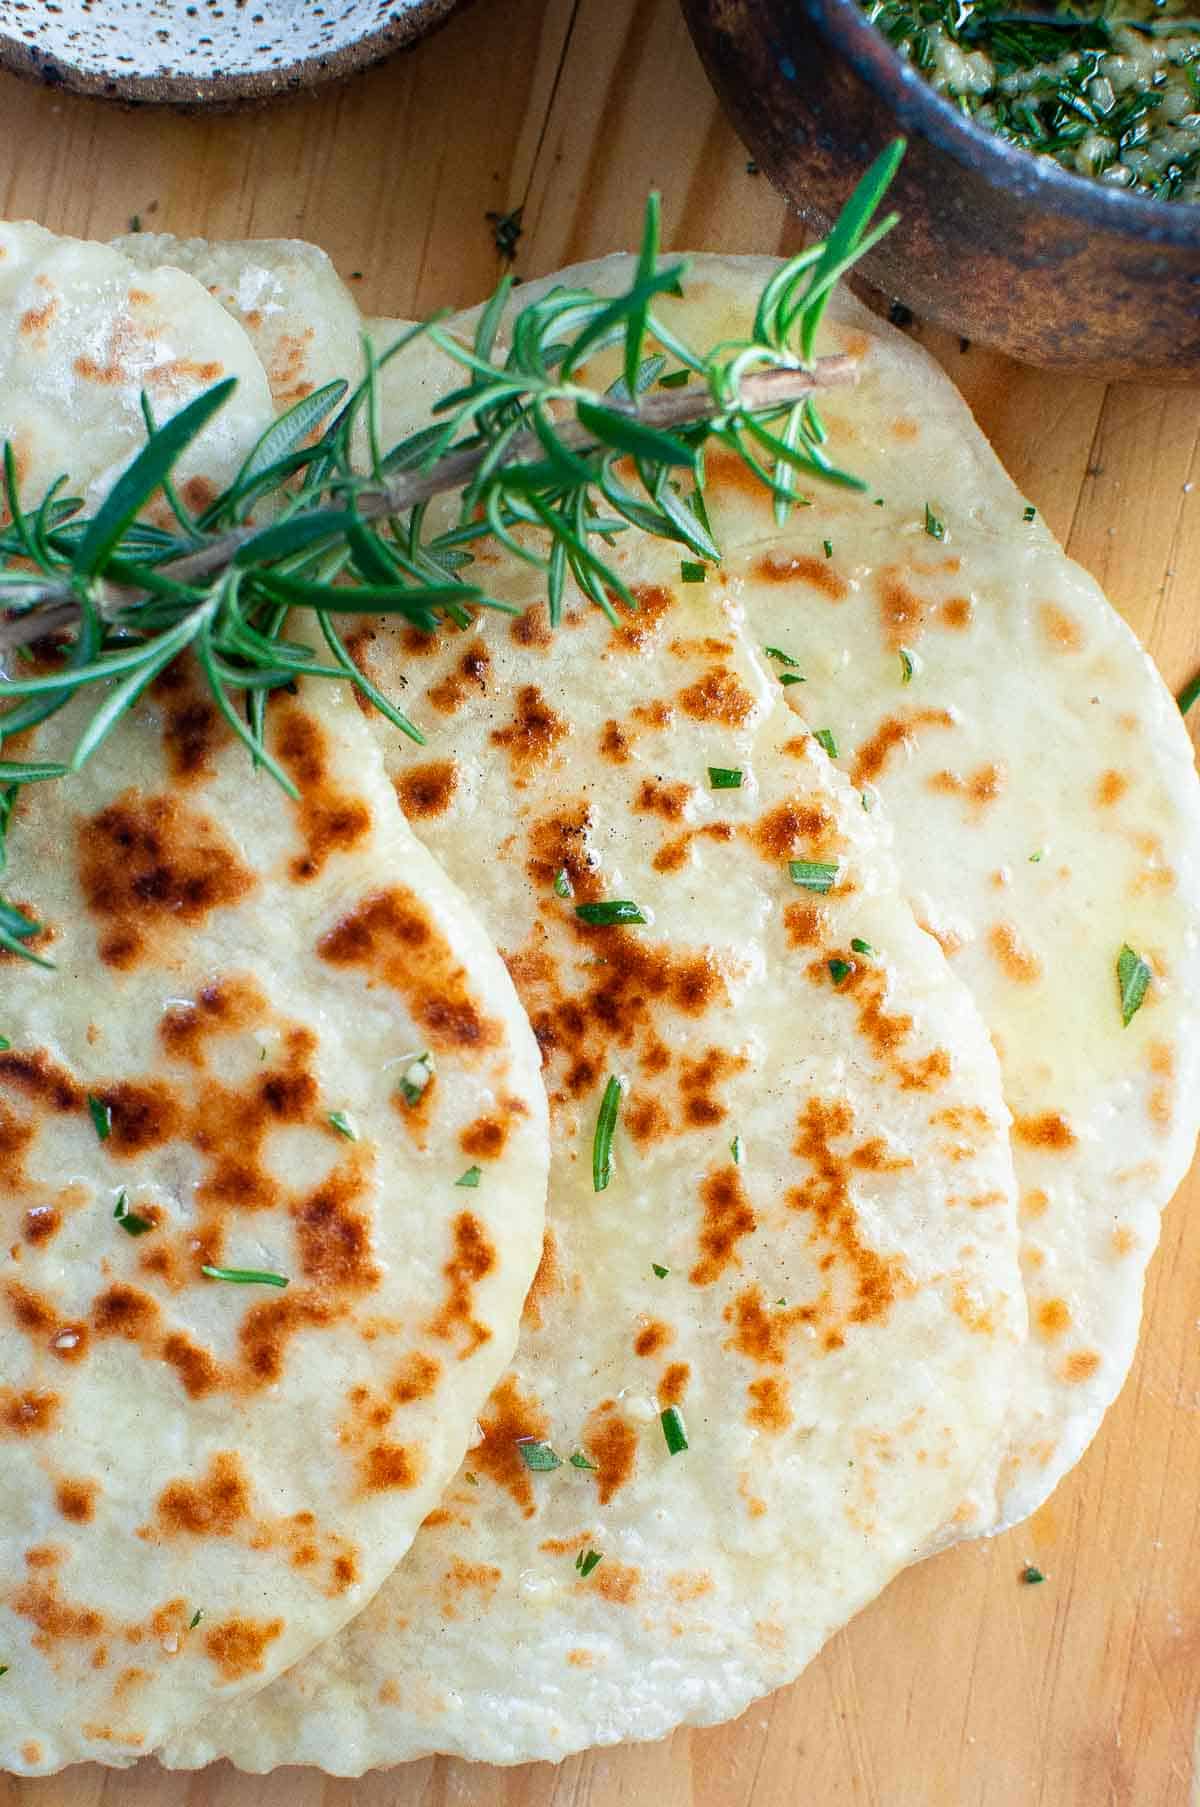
[2,2,1199,1800]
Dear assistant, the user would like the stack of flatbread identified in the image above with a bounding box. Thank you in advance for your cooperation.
[0,220,1197,1778]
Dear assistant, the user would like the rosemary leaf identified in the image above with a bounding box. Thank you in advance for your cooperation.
[575,900,647,926]
[201,1265,290,1289]
[232,380,349,493]
[74,379,237,577]
[576,399,696,470]
[593,1075,623,1193]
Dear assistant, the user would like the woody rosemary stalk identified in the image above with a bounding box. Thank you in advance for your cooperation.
[0,141,904,963]
[0,357,857,650]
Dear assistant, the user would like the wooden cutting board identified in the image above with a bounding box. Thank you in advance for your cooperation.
[2,0,1198,1799]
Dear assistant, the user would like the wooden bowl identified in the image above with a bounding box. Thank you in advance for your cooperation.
[681,0,1200,377]
[0,0,460,106]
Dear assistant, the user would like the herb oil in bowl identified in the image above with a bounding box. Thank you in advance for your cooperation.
[682,0,1200,371]
[864,0,1200,200]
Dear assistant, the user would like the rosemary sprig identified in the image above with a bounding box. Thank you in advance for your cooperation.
[0,146,903,963]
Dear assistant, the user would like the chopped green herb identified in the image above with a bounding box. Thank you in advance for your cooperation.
[822,539,834,559]
[201,1265,290,1289]
[327,1110,357,1140]
[658,368,690,389]
[1022,1565,1045,1585]
[763,645,800,667]
[924,503,945,541]
[575,1548,604,1578]
[575,900,647,927]
[188,1609,204,1631]
[0,1037,9,1052]
[553,867,573,898]
[874,497,885,507]
[517,1439,562,1472]
[1029,849,1045,863]
[1117,944,1151,1027]
[486,204,523,263]
[1178,668,1200,717]
[87,1094,112,1142]
[652,1263,670,1278]
[569,1450,598,1470]
[465,1471,479,1485]
[455,1165,483,1188]
[779,672,806,687]
[593,1074,623,1192]
[730,1133,744,1165]
[813,727,839,759]
[861,790,873,811]
[0,1666,7,1678]
[850,938,875,956]
[828,958,854,987]
[128,214,142,233]
[707,766,743,790]
[680,560,707,583]
[789,859,838,894]
[113,1191,154,1237]
[396,1051,434,1107]
[1023,505,1037,523]
[899,646,917,684]
[661,1405,689,1455]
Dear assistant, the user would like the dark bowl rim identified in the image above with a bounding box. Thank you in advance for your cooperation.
[0,0,458,105]
[793,0,1200,246]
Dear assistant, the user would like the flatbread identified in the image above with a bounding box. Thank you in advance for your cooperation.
[0,223,274,518]
[375,260,1200,1539]
[0,665,548,1776]
[552,253,1200,1537]
[112,232,364,413]
[151,235,1194,1769]
[0,248,548,1773]
[165,508,1025,1769]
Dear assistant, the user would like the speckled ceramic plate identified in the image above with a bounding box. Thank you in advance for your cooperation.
[0,0,461,106]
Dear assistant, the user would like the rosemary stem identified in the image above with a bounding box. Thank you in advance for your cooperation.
[0,358,856,654]
[159,359,857,581]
